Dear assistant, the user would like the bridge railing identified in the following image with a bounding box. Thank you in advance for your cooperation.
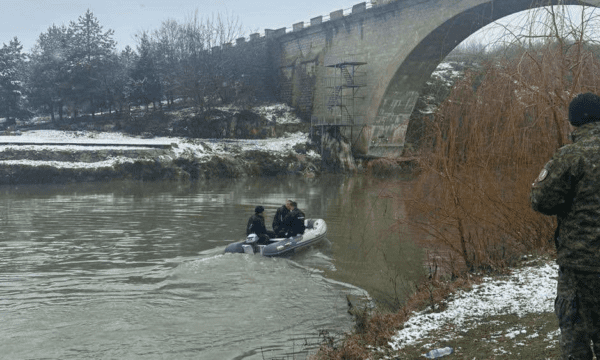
[212,1,378,50]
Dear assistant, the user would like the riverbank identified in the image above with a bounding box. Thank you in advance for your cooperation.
[0,114,321,184]
[314,253,564,359]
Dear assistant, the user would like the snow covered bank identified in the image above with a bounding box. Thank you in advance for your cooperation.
[0,130,320,184]
[373,257,560,358]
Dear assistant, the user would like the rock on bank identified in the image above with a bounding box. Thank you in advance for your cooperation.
[0,131,320,184]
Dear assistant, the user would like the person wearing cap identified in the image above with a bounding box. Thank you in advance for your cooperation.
[531,92,600,359]
[246,206,270,245]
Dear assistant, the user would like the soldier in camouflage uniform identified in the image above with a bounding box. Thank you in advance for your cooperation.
[531,92,600,359]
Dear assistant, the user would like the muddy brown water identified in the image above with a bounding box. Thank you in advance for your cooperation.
[0,174,426,359]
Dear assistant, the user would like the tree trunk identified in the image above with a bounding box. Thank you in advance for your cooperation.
[50,102,55,122]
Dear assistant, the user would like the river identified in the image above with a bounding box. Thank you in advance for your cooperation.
[0,174,426,359]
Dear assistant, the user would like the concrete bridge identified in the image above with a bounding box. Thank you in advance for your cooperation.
[258,0,600,157]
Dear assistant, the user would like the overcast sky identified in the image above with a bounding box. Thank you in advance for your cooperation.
[0,0,373,52]
[1,1,599,54]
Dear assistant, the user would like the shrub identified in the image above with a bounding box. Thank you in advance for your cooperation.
[405,38,600,275]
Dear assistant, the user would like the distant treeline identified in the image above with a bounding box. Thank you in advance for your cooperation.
[0,10,268,126]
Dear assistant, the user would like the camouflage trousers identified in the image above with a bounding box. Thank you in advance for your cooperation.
[555,266,600,359]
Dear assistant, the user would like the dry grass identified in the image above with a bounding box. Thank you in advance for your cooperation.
[407,37,600,276]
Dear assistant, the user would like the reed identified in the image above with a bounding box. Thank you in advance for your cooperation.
[405,35,600,276]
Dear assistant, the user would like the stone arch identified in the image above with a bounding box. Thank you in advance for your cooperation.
[362,0,600,157]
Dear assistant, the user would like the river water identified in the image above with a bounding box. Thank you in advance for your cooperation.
[0,175,426,359]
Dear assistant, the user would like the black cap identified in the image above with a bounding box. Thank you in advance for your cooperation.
[568,92,600,127]
[255,206,264,213]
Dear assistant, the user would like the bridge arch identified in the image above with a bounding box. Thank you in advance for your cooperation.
[362,0,600,157]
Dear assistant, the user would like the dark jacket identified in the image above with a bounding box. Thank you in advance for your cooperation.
[246,213,267,236]
[272,205,290,234]
[531,122,600,272]
[283,208,306,236]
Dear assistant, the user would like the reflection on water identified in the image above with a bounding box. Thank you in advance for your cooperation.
[324,176,427,310]
[0,175,425,359]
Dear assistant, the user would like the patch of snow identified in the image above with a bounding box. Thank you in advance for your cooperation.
[254,104,303,124]
[505,327,527,339]
[0,157,136,169]
[0,145,154,152]
[419,106,437,115]
[1,130,171,145]
[436,62,454,71]
[389,261,559,351]
[493,347,511,355]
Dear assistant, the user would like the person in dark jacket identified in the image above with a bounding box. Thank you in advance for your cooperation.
[531,92,600,360]
[282,201,305,237]
[272,200,291,237]
[246,206,270,245]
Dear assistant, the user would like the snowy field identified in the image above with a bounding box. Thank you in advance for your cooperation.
[385,257,559,355]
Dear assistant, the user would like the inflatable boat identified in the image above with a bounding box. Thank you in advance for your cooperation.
[224,219,327,257]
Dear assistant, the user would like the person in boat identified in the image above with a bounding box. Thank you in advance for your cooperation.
[246,206,271,245]
[272,200,292,238]
[282,201,306,237]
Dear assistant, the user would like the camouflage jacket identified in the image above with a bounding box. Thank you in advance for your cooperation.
[531,122,600,272]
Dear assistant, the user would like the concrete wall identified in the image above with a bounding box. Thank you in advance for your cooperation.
[221,0,600,157]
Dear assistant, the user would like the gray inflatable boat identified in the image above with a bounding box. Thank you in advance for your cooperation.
[224,219,327,257]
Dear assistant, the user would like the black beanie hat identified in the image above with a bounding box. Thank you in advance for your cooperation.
[255,206,264,213]
[568,92,600,127]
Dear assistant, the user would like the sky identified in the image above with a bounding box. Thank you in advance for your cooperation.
[1,1,599,55]
[0,0,372,53]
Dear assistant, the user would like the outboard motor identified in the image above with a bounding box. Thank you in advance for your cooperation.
[242,233,259,254]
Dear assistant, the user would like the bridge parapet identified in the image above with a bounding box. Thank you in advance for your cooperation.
[201,2,374,49]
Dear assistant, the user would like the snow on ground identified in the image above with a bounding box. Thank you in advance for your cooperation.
[163,103,303,125]
[0,157,140,169]
[0,130,315,169]
[388,258,559,351]
[0,130,170,145]
[168,131,312,159]
[254,104,303,124]
[429,61,476,88]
